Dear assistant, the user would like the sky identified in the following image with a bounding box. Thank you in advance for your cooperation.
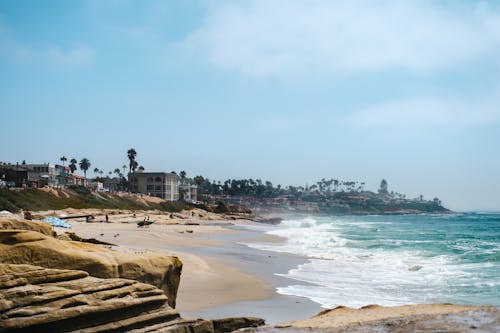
[1,0,500,211]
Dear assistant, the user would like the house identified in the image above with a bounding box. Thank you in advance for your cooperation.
[102,177,123,192]
[179,184,198,202]
[129,172,179,201]
[88,180,104,192]
[55,165,73,187]
[71,174,87,187]
[25,163,58,187]
[0,164,29,187]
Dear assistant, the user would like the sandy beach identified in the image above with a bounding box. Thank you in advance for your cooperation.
[61,210,323,324]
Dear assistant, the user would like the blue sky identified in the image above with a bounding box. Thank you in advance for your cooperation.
[1,0,500,211]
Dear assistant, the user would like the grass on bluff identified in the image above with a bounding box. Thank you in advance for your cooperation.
[0,186,166,212]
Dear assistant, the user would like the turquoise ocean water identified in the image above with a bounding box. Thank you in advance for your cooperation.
[245,213,500,308]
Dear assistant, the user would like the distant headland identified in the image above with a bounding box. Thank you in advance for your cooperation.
[1,150,450,215]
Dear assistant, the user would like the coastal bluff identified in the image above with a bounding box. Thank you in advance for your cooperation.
[0,229,182,308]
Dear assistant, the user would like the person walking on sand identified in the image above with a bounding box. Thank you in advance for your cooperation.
[105,214,109,223]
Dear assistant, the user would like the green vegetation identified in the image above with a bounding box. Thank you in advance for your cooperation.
[69,158,78,173]
[0,187,164,212]
[79,158,91,178]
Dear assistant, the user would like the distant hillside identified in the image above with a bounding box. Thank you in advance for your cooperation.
[0,186,182,212]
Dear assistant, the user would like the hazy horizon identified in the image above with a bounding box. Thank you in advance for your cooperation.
[1,1,499,212]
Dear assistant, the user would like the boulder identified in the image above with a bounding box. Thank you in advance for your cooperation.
[212,317,265,333]
[0,218,52,236]
[0,230,182,308]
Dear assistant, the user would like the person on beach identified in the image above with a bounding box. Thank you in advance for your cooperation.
[105,214,109,222]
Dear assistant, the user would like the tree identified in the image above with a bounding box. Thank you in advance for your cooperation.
[69,158,78,173]
[130,160,138,173]
[378,179,388,195]
[180,170,186,184]
[193,175,205,186]
[122,165,127,176]
[127,149,137,192]
[60,156,67,166]
[127,148,137,174]
[114,168,121,178]
[79,158,91,178]
[93,168,99,178]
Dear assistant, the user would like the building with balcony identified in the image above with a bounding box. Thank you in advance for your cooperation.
[129,172,179,201]
[179,184,198,202]
[26,163,58,187]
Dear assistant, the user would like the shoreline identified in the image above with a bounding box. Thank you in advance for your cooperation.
[68,215,323,324]
[1,209,499,331]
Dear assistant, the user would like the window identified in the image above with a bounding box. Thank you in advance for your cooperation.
[147,177,153,183]
[155,185,162,191]
[147,185,154,191]
[155,177,162,182]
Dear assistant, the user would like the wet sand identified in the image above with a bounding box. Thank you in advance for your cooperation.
[68,218,323,324]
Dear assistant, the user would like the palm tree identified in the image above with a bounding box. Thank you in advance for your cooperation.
[93,168,99,178]
[60,156,67,166]
[180,170,186,184]
[122,164,127,176]
[127,148,137,174]
[130,160,138,173]
[114,168,121,178]
[69,158,78,173]
[79,158,91,178]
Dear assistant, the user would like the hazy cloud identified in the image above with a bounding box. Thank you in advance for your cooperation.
[0,21,94,69]
[0,22,33,62]
[348,92,500,130]
[185,0,500,77]
[46,44,95,68]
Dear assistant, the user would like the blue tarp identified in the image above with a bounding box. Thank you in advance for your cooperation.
[41,217,72,229]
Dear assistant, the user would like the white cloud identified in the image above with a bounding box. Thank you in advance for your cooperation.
[46,44,95,68]
[184,0,500,77]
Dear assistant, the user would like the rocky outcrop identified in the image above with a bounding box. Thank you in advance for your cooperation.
[0,264,265,333]
[276,304,500,333]
[0,218,52,236]
[0,230,182,307]
[212,317,265,333]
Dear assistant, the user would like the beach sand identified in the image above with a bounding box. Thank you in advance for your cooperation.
[68,217,323,324]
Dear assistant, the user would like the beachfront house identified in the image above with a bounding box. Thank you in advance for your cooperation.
[179,184,198,202]
[71,174,87,187]
[26,163,59,187]
[129,172,180,201]
[0,163,29,187]
[55,165,73,186]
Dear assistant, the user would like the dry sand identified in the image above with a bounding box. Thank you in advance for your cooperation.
[68,216,275,313]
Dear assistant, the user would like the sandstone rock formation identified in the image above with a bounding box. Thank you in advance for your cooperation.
[0,230,182,307]
[276,304,500,333]
[0,264,265,333]
[0,218,52,236]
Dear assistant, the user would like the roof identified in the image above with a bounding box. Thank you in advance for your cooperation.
[133,172,179,179]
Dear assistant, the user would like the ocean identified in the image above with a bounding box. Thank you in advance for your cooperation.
[245,213,500,309]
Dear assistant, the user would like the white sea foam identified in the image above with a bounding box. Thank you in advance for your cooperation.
[244,216,499,308]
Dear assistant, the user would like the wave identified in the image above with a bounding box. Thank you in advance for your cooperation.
[244,215,500,308]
